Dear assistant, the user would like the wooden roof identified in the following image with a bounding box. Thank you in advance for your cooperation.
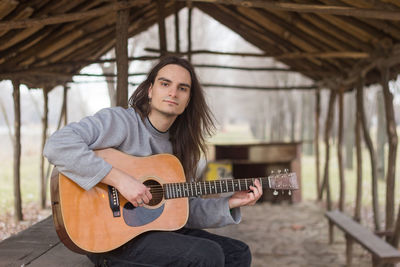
[1,0,400,90]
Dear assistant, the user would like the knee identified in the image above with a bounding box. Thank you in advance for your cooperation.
[227,240,252,267]
[190,240,224,267]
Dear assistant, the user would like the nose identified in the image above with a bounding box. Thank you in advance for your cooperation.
[168,86,178,97]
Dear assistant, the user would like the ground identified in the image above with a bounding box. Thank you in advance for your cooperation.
[0,200,392,266]
[209,200,373,267]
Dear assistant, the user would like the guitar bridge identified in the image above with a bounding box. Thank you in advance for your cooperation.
[108,186,121,217]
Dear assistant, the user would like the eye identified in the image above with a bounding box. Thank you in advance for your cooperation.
[179,86,188,92]
[161,82,169,87]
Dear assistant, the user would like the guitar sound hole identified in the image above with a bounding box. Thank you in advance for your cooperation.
[144,179,163,206]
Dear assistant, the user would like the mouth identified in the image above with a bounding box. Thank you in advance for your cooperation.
[163,99,178,105]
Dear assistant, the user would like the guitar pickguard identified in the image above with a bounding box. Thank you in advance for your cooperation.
[122,202,165,227]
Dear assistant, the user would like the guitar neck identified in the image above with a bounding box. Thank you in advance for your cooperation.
[164,177,270,199]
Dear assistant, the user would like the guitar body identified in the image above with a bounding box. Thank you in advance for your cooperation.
[51,148,189,254]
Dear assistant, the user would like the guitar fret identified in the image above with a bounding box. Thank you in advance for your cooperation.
[239,180,242,191]
[174,183,178,198]
[165,184,170,199]
[212,181,217,194]
[245,179,248,189]
[203,181,207,195]
[190,182,194,197]
[225,180,228,192]
[219,180,223,193]
[231,180,234,192]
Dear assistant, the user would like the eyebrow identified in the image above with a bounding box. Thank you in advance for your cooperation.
[157,77,191,89]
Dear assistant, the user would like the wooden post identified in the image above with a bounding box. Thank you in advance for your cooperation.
[345,234,354,267]
[357,77,381,231]
[315,90,321,198]
[392,204,400,247]
[337,88,345,211]
[115,2,129,108]
[354,87,363,223]
[174,1,180,53]
[187,5,193,62]
[380,65,398,237]
[157,0,167,56]
[12,80,23,221]
[40,87,49,209]
[318,90,336,211]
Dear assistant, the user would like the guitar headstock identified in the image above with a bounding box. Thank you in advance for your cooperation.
[268,170,299,195]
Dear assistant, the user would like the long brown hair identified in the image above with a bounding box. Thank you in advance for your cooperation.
[128,56,215,181]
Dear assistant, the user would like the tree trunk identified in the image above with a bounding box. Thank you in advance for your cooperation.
[318,90,336,210]
[12,80,23,221]
[337,88,345,211]
[40,87,49,209]
[376,89,386,180]
[354,91,362,222]
[315,90,321,198]
[357,77,381,231]
[302,93,313,155]
[380,66,398,237]
[345,92,355,169]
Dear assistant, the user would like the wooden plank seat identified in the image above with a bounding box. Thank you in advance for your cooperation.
[0,216,91,266]
[325,210,400,267]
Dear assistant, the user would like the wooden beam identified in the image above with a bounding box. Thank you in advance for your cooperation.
[0,0,150,30]
[337,88,345,212]
[314,90,321,198]
[40,87,49,209]
[115,2,129,108]
[157,0,167,56]
[184,0,400,20]
[174,1,180,53]
[187,6,193,62]
[12,80,23,222]
[201,83,317,90]
[145,48,369,59]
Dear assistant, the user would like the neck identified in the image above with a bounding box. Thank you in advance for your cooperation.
[148,112,177,132]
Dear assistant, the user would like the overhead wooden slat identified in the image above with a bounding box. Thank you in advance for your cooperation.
[0,0,150,30]
[0,0,19,20]
[184,0,400,20]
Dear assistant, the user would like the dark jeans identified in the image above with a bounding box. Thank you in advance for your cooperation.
[87,228,251,267]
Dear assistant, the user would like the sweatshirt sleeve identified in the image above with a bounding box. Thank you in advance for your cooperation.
[43,108,132,190]
[185,196,241,229]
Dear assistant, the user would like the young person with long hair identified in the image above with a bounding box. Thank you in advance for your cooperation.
[44,56,262,266]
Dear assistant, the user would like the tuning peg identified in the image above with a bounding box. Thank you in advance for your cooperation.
[284,169,289,173]
[288,190,292,196]
[273,189,278,196]
[277,169,282,174]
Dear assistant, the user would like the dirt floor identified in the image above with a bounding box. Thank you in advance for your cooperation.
[209,200,374,267]
[1,200,395,267]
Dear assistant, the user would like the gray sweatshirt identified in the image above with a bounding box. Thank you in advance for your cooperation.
[43,107,241,229]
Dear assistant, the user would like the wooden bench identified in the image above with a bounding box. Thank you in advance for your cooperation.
[325,210,400,267]
[0,216,92,266]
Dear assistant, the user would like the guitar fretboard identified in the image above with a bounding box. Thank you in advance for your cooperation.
[163,178,268,199]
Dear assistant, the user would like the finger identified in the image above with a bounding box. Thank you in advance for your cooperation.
[142,195,150,204]
[145,188,152,200]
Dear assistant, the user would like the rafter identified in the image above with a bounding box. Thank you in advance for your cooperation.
[183,0,400,20]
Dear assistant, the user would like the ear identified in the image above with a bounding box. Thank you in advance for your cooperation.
[148,83,153,99]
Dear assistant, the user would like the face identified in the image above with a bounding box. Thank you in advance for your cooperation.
[148,64,191,118]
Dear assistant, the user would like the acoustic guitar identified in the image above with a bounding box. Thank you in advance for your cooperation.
[51,148,298,254]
